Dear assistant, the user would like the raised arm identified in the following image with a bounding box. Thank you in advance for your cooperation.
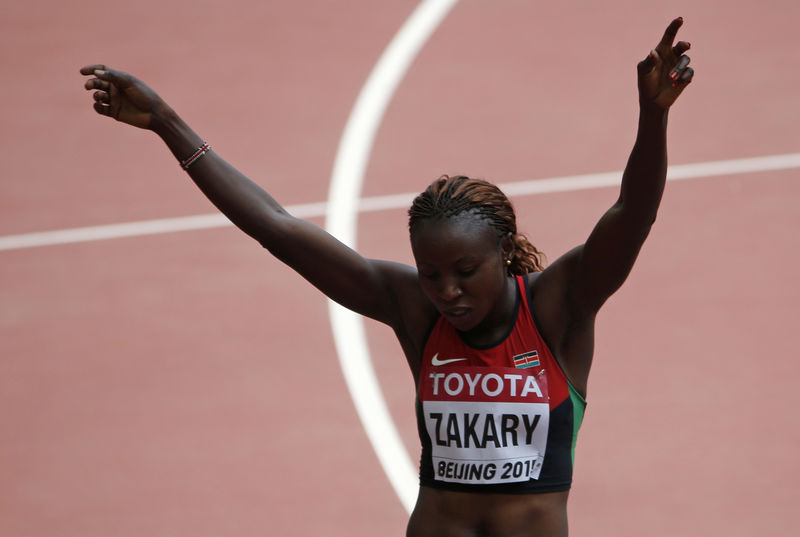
[528,19,694,394]
[80,65,425,327]
[548,18,693,314]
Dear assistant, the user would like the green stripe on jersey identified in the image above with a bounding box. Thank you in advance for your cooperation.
[567,382,587,464]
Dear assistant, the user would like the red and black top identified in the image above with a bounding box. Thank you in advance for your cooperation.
[416,275,586,494]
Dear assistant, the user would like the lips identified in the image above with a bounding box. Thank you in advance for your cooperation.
[442,307,477,331]
[443,306,471,320]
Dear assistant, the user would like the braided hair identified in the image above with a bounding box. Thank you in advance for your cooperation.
[408,175,546,274]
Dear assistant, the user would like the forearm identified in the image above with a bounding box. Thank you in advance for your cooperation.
[617,103,669,226]
[152,107,289,243]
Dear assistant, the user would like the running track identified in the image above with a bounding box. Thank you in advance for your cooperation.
[1,1,798,536]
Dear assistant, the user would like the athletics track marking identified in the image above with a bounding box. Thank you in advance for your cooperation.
[324,0,460,513]
[319,0,800,514]
[1,159,799,514]
[2,0,799,515]
[1,152,797,253]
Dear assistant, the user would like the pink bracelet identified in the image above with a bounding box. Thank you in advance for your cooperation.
[180,142,211,170]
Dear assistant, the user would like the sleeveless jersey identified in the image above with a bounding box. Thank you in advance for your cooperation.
[416,275,586,493]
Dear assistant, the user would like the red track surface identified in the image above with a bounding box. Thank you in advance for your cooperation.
[1,1,798,536]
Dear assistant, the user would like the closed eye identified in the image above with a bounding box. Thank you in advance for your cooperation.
[418,269,439,280]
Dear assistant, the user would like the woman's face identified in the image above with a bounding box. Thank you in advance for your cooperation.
[411,212,514,335]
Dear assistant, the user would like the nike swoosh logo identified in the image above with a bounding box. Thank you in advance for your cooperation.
[431,353,469,366]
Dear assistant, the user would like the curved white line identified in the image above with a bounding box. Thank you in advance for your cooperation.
[324,0,459,513]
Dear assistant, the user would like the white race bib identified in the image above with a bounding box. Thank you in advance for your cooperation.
[421,367,550,484]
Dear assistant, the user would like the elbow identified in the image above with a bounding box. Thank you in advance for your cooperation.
[255,211,300,259]
[617,205,657,245]
[244,207,291,252]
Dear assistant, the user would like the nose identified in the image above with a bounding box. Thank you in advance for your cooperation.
[438,277,462,302]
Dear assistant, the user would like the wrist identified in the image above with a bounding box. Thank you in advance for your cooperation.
[150,104,181,139]
[638,99,669,123]
[147,106,207,166]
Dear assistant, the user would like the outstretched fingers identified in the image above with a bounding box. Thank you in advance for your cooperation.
[84,77,110,91]
[658,17,684,49]
[80,64,130,89]
[673,40,691,57]
[638,18,695,108]
[80,63,161,129]
[82,65,112,117]
[81,65,112,96]
[639,30,690,78]
[79,64,107,75]
[79,64,119,80]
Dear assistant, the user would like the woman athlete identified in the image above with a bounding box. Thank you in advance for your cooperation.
[81,17,693,537]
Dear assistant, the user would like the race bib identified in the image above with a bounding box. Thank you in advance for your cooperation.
[421,366,550,484]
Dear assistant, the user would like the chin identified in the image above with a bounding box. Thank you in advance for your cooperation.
[444,311,480,333]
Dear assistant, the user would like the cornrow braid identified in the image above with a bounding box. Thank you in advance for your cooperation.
[408,175,546,274]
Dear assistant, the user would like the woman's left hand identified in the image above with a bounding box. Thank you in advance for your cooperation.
[638,17,694,109]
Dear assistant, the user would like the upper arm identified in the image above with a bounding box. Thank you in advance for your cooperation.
[545,198,654,319]
[260,212,428,328]
[181,154,435,339]
[530,204,653,395]
[572,199,654,313]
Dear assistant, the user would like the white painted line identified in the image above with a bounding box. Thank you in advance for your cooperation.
[0,0,792,519]
[0,202,328,252]
[324,0,460,514]
[0,213,229,251]
[500,152,800,197]
[2,153,798,253]
[4,74,800,517]
[326,138,800,512]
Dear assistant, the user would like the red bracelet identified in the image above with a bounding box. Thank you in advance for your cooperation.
[180,142,211,170]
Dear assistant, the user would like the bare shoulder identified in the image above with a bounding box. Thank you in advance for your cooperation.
[526,251,574,351]
[527,245,582,313]
[372,260,439,363]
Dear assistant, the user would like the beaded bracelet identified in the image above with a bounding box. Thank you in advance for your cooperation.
[180,142,211,170]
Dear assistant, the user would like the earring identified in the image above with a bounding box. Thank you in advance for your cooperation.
[506,258,512,266]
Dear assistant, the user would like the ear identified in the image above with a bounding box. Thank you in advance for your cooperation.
[500,232,515,262]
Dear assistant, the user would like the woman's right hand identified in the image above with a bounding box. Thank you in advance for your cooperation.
[80,65,169,130]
